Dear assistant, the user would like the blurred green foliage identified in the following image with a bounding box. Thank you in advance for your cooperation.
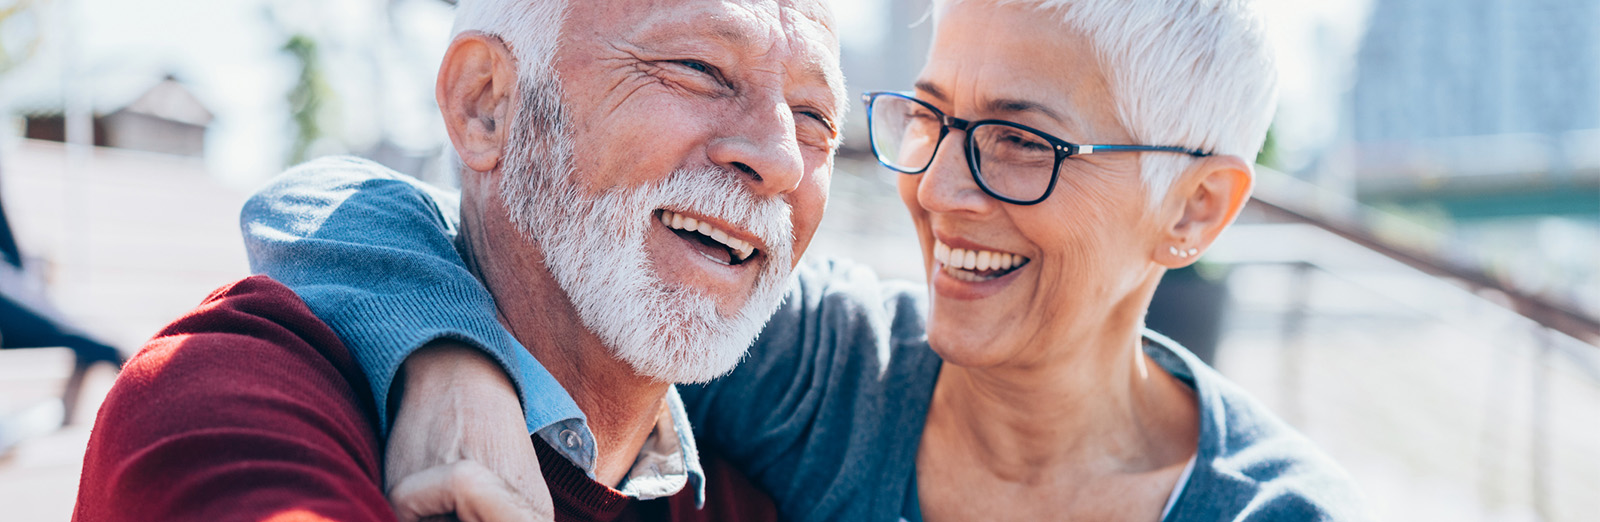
[282,33,331,165]
[1255,126,1279,170]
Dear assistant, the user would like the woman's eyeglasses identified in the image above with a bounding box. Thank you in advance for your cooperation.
[862,91,1209,205]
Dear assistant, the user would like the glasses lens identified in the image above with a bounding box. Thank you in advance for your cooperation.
[869,95,943,173]
[970,123,1057,202]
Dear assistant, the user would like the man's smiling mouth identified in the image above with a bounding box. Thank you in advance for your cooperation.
[934,239,1030,282]
[658,210,758,265]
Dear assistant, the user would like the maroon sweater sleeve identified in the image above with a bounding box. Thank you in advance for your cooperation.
[74,276,392,522]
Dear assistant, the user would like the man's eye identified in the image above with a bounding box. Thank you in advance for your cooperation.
[676,61,712,75]
[799,111,828,126]
[798,111,835,132]
[796,111,837,149]
[664,60,729,90]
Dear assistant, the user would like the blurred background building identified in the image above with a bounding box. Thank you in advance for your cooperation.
[18,73,215,157]
[1347,0,1599,320]
[0,0,1594,520]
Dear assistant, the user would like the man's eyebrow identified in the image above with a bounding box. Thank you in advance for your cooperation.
[634,12,844,114]
[798,60,845,111]
[705,22,755,50]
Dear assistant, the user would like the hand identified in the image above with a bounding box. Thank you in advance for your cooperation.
[390,460,542,522]
[385,342,553,522]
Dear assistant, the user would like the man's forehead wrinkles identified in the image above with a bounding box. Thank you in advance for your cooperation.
[776,1,837,49]
[774,0,835,33]
[772,1,844,109]
[612,0,842,113]
[620,2,784,56]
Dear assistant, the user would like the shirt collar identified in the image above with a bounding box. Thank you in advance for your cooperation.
[614,387,705,504]
[508,342,595,468]
[517,340,705,504]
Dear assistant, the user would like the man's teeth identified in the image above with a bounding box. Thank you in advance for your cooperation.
[932,239,1028,274]
[659,210,756,261]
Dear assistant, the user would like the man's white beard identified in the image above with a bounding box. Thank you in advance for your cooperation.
[498,78,795,384]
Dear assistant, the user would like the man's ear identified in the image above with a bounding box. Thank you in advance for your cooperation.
[437,31,519,174]
[1155,155,1254,268]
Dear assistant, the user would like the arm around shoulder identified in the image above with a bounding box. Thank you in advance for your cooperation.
[240,156,533,434]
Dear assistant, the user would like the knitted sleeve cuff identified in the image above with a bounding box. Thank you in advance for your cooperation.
[310,281,527,435]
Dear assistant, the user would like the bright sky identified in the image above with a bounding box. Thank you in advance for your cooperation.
[1256,0,1376,170]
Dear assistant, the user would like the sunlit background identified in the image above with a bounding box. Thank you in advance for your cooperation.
[0,0,1595,520]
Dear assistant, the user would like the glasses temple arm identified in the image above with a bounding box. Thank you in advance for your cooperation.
[1077,144,1211,157]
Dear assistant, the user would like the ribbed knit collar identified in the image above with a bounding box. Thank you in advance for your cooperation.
[534,436,636,520]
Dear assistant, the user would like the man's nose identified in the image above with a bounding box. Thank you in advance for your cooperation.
[706,99,806,198]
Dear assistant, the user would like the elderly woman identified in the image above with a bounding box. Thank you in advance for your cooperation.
[244,0,1365,520]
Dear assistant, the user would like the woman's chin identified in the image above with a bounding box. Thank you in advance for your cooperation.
[925,321,1012,369]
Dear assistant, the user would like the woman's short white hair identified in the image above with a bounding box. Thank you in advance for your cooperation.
[937,0,1278,206]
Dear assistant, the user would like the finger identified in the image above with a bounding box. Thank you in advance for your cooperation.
[390,460,541,522]
[503,450,555,522]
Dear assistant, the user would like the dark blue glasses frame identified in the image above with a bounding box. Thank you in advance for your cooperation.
[862,91,1210,205]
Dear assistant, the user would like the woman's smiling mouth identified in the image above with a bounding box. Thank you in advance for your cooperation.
[933,239,1031,282]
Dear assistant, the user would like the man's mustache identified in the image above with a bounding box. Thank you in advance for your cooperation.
[645,166,795,257]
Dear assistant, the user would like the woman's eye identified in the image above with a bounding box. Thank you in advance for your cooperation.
[998,131,1049,151]
[1011,136,1050,151]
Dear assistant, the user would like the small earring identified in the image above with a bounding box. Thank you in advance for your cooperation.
[1169,246,1182,257]
[1186,248,1199,257]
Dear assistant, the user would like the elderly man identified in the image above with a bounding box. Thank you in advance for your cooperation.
[74,0,844,520]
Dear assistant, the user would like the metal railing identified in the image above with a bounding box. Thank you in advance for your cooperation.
[1240,167,1598,521]
[1246,167,1599,347]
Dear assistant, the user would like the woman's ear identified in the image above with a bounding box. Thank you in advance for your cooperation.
[437,31,519,175]
[1155,155,1254,268]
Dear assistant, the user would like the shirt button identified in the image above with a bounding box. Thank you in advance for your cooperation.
[560,429,581,448]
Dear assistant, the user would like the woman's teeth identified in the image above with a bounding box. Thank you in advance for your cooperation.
[660,210,756,262]
[932,239,1029,281]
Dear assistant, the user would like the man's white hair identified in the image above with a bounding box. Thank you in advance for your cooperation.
[938,0,1278,205]
[452,0,569,82]
[440,1,572,178]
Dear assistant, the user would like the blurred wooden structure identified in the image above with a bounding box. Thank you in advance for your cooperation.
[20,75,213,157]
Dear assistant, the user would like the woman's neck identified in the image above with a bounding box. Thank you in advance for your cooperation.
[924,322,1198,482]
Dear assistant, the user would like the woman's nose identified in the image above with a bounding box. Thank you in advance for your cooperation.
[916,134,999,215]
